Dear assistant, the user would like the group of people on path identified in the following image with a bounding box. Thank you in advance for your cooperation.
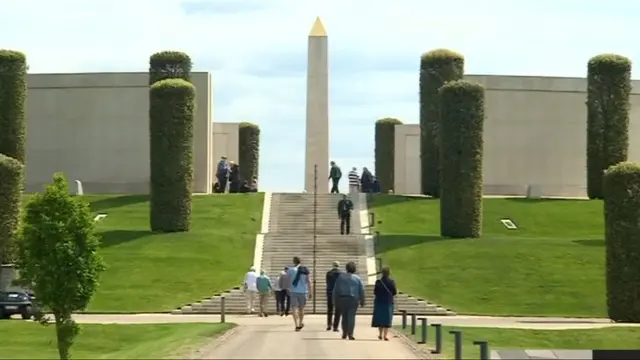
[243,258,398,341]
[329,161,382,194]
[214,156,258,193]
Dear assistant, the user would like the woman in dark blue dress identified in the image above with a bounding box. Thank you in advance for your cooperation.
[371,266,397,340]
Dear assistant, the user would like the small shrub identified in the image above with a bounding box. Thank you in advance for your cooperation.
[238,122,260,182]
[419,49,464,197]
[149,79,196,232]
[374,118,403,193]
[149,51,192,85]
[15,173,105,360]
[439,80,484,238]
[586,54,632,199]
[0,154,23,263]
[603,162,640,322]
[0,50,27,163]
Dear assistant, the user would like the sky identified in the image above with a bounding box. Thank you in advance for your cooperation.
[2,0,640,192]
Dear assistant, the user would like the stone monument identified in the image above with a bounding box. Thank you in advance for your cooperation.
[304,17,330,192]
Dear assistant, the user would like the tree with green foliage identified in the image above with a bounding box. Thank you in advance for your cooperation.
[0,49,27,163]
[439,80,484,238]
[149,79,195,232]
[586,54,631,199]
[375,118,403,193]
[15,173,105,360]
[0,154,23,264]
[603,162,640,322]
[149,51,192,85]
[238,122,260,184]
[420,49,465,198]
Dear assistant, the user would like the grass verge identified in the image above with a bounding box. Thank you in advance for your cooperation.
[400,325,640,359]
[27,194,264,312]
[0,321,234,359]
[371,195,606,317]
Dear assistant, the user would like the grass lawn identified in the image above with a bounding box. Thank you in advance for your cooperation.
[0,321,234,359]
[21,194,263,312]
[400,326,640,359]
[370,195,606,317]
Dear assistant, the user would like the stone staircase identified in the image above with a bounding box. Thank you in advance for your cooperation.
[174,192,455,316]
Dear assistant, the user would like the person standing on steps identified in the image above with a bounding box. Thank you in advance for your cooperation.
[275,267,290,316]
[371,266,397,340]
[329,161,342,194]
[337,194,354,235]
[256,270,272,317]
[243,266,259,313]
[325,261,342,331]
[332,261,365,340]
[348,167,360,194]
[286,256,312,331]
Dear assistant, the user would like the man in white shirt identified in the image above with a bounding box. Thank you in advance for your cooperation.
[348,167,360,194]
[243,266,259,313]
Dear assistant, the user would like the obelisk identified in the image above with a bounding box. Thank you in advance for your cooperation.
[304,17,329,192]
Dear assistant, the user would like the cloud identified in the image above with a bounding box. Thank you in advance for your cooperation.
[3,0,640,191]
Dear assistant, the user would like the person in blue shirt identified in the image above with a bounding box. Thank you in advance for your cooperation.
[332,261,365,340]
[286,256,312,331]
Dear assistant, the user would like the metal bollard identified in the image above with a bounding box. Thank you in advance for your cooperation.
[449,330,463,360]
[401,310,407,329]
[410,313,417,335]
[430,324,442,354]
[374,230,380,246]
[220,296,226,323]
[417,317,427,344]
[473,340,489,360]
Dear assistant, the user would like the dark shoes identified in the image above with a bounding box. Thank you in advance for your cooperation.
[326,326,332,331]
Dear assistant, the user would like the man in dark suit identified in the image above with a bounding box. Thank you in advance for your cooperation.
[337,194,354,235]
[325,261,342,331]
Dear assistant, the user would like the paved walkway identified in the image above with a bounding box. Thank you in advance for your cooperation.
[61,314,638,359]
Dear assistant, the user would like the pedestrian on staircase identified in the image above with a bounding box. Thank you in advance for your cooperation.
[348,167,360,194]
[329,161,342,193]
[274,267,290,316]
[325,261,342,331]
[256,270,273,317]
[243,266,259,313]
[286,256,312,331]
[337,194,354,235]
[332,261,365,340]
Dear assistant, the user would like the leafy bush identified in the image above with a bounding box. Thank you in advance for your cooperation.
[16,173,105,360]
[238,122,260,183]
[149,79,196,232]
[149,51,192,85]
[420,49,464,198]
[603,162,640,322]
[0,154,23,263]
[375,118,403,193]
[439,80,484,238]
[0,50,27,163]
[586,54,631,199]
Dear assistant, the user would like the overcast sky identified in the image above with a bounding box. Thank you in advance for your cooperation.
[3,0,640,191]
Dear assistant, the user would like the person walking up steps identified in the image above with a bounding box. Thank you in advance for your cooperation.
[333,261,365,340]
[337,194,354,235]
[243,266,259,313]
[275,267,290,316]
[286,256,312,331]
[325,261,342,331]
[329,161,342,194]
[256,270,272,317]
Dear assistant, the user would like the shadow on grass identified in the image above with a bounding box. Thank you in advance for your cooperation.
[367,194,437,209]
[100,230,153,248]
[90,195,149,212]
[503,198,586,204]
[375,234,449,254]
[573,239,604,247]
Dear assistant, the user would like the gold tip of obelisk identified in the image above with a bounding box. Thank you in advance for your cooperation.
[309,17,327,37]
